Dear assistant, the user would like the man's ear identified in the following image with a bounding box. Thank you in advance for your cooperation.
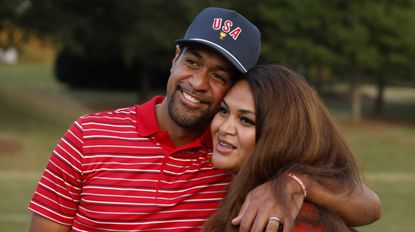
[171,45,181,68]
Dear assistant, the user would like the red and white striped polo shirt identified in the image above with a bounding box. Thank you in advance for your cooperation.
[29,96,232,231]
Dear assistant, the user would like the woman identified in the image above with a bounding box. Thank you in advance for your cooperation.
[204,64,379,231]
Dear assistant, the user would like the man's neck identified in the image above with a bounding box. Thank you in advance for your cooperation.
[155,100,208,148]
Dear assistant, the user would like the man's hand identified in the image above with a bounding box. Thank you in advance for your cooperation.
[231,175,306,232]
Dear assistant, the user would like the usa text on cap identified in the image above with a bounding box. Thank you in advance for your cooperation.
[176,7,261,73]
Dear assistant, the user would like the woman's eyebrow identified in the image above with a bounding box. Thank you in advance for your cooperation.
[221,100,229,108]
[239,109,255,115]
[223,99,255,115]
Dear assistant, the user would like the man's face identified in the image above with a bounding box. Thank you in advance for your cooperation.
[166,44,236,128]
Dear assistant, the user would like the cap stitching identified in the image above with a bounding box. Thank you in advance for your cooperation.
[187,38,247,73]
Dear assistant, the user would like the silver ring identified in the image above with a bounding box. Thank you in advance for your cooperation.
[268,216,280,223]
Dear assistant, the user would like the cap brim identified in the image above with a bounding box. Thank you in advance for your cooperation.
[176,38,247,73]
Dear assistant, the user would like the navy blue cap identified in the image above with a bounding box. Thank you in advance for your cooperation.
[176,7,261,73]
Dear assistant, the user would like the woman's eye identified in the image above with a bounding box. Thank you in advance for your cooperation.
[218,105,228,116]
[240,117,255,126]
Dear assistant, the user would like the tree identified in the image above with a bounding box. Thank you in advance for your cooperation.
[0,0,28,50]
[17,0,206,100]
[254,0,340,92]
[249,0,415,122]
[367,1,415,117]
[9,0,415,113]
[119,0,200,101]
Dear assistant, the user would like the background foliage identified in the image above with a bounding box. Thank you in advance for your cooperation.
[0,1,415,231]
[2,0,414,118]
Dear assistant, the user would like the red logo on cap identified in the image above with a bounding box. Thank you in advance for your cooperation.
[212,18,242,40]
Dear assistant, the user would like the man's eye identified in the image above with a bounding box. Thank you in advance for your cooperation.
[212,73,227,85]
[186,59,197,66]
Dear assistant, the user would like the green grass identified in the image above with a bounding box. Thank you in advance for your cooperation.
[324,86,415,232]
[0,174,39,232]
[0,64,138,171]
[0,64,414,231]
[338,122,415,232]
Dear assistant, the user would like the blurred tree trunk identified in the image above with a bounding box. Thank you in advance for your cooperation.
[373,74,385,117]
[132,64,151,104]
[137,67,151,103]
[314,65,324,94]
[350,69,362,122]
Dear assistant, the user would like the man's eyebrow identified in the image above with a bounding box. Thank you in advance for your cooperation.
[186,47,203,59]
[217,64,234,74]
[186,47,235,74]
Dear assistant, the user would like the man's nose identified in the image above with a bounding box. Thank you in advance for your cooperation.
[189,71,210,91]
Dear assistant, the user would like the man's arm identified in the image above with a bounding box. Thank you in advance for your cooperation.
[232,174,381,232]
[29,213,71,232]
[301,173,382,226]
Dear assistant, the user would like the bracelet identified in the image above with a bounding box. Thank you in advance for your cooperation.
[286,173,307,197]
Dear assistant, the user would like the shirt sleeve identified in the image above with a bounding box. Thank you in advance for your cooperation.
[28,118,84,226]
[294,202,326,232]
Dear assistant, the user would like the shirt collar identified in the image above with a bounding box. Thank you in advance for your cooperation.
[135,95,213,150]
[136,95,164,137]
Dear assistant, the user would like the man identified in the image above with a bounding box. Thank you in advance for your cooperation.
[29,7,380,232]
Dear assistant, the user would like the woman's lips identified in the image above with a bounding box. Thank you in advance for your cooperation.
[214,139,236,155]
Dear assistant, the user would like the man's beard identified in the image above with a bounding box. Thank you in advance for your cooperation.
[167,88,212,128]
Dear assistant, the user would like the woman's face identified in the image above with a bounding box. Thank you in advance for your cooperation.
[211,80,256,173]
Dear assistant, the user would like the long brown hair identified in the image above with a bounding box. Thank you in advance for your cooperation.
[203,64,361,231]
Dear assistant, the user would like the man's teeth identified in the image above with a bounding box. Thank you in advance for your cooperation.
[183,92,200,103]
